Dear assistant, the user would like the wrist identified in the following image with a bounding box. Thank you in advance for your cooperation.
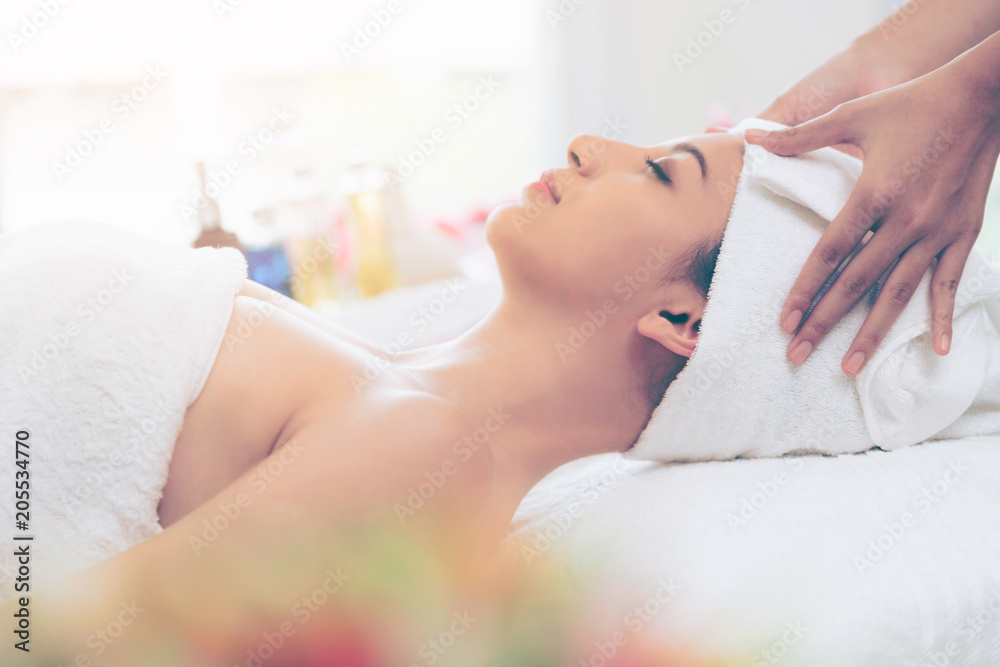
[848,32,921,96]
[948,32,1000,116]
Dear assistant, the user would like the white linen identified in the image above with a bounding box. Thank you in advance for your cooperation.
[0,220,247,602]
[503,437,1000,666]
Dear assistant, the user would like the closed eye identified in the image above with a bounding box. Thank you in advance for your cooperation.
[645,155,672,185]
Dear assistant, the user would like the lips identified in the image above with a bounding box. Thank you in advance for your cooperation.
[540,169,561,203]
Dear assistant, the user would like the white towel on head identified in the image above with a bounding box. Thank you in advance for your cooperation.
[625,117,1000,462]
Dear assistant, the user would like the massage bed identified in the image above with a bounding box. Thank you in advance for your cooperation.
[332,268,1000,666]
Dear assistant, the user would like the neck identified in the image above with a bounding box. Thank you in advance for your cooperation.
[394,289,675,536]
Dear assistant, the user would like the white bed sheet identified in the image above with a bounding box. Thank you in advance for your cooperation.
[501,439,1000,666]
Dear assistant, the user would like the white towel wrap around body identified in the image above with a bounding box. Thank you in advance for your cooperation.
[0,220,247,602]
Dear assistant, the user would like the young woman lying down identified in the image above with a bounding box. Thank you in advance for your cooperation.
[3,118,999,664]
[0,128,742,663]
[156,130,744,545]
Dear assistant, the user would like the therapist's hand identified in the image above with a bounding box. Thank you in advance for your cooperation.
[745,53,1000,374]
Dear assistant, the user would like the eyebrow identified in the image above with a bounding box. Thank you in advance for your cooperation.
[667,142,707,180]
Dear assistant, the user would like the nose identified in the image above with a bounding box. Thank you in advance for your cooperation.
[566,133,609,177]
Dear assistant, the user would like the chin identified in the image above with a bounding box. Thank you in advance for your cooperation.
[483,202,538,291]
[483,201,523,254]
[483,196,568,300]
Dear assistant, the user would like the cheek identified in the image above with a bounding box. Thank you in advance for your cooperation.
[548,201,663,295]
[548,202,615,273]
[486,185,682,302]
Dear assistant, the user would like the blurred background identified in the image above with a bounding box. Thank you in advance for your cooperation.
[0,0,996,314]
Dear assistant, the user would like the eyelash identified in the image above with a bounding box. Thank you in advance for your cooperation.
[645,155,672,185]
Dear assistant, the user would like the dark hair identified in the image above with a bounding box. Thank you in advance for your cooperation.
[661,234,724,298]
[686,236,723,298]
[644,234,724,410]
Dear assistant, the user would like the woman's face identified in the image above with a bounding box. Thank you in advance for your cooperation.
[487,131,745,307]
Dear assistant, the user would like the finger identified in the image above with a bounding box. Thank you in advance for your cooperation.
[744,105,855,157]
[786,227,911,365]
[929,239,974,355]
[840,243,938,375]
[928,140,999,354]
[780,182,882,334]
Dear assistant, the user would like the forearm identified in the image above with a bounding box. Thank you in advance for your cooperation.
[855,0,1000,81]
[0,553,166,666]
[949,27,1000,99]
[0,503,324,664]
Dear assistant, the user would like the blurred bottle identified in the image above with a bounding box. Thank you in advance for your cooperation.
[243,206,293,298]
[277,164,342,310]
[191,161,244,252]
[339,156,397,298]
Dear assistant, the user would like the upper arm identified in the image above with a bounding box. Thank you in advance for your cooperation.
[107,391,488,572]
[21,393,491,660]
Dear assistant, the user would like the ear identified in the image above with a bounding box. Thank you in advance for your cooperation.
[636,303,705,358]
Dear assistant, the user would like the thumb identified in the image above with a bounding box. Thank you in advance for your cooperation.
[744,108,853,157]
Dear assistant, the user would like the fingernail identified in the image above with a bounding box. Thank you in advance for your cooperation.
[844,350,866,375]
[744,128,770,141]
[939,333,951,355]
[790,340,813,365]
[781,309,803,333]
